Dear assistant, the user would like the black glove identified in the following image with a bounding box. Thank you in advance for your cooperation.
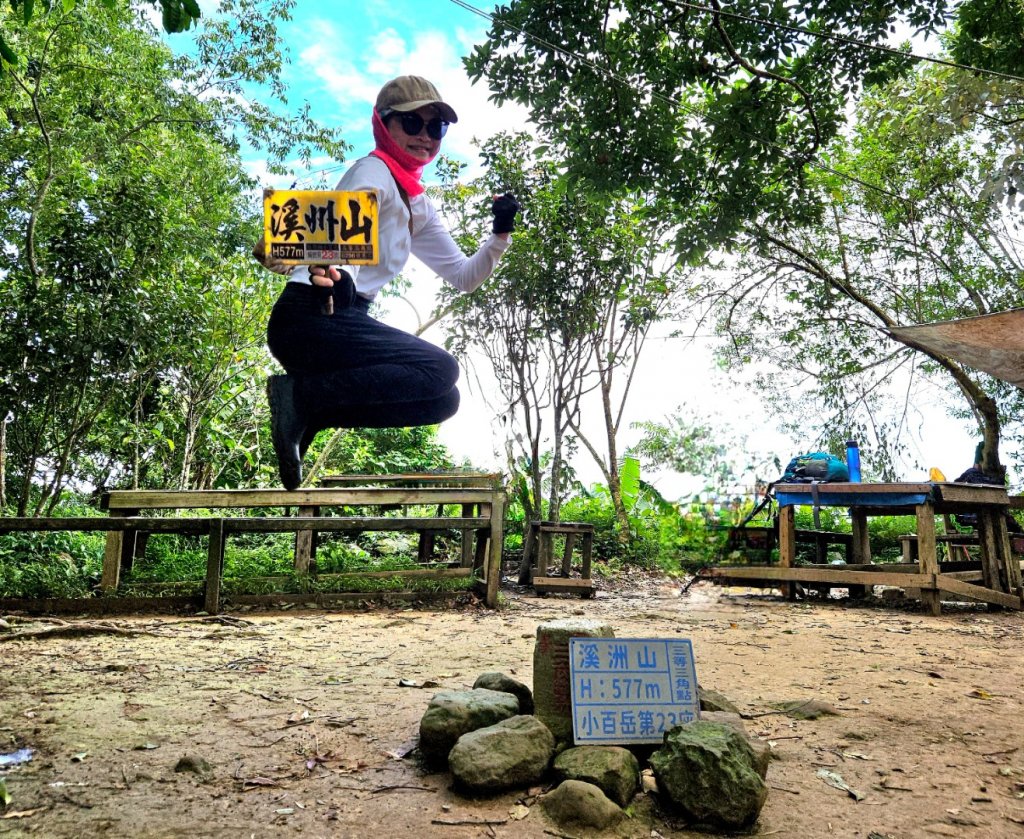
[491,193,520,234]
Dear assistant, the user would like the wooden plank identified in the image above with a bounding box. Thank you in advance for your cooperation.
[320,472,501,488]
[534,522,595,534]
[775,482,934,495]
[102,487,503,510]
[204,518,225,615]
[705,566,936,588]
[933,482,1009,506]
[220,516,490,532]
[532,577,593,588]
[225,591,457,608]
[0,595,202,616]
[934,577,1023,610]
[0,517,203,532]
[1009,495,1024,510]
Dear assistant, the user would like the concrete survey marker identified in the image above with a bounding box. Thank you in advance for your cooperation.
[569,637,700,744]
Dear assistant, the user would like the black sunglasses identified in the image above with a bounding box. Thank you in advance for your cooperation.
[383,110,449,141]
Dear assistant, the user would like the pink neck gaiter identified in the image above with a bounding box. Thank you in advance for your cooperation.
[369,109,434,197]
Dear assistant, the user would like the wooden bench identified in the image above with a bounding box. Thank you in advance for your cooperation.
[519,520,595,597]
[98,486,506,612]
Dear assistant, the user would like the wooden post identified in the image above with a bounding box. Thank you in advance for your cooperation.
[204,518,225,615]
[519,521,537,584]
[915,501,941,616]
[851,511,870,564]
[293,505,318,575]
[778,505,795,600]
[460,503,475,568]
[561,533,577,576]
[484,493,505,608]
[976,510,1004,593]
[101,509,137,593]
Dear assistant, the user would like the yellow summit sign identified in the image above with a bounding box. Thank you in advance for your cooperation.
[263,189,379,266]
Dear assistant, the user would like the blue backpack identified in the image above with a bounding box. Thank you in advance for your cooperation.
[780,452,850,483]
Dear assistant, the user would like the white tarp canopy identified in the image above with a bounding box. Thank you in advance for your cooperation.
[889,309,1024,390]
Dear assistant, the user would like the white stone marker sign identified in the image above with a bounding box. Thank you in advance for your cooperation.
[569,637,700,744]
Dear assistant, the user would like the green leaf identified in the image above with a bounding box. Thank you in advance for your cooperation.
[62,0,76,12]
[0,776,11,807]
[182,0,201,19]
[619,455,640,512]
[0,31,17,66]
[23,0,34,25]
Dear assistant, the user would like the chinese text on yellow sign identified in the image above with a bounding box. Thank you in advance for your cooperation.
[263,189,379,265]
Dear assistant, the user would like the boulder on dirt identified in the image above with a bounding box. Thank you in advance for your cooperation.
[173,754,212,780]
[552,745,639,807]
[700,711,771,778]
[533,619,615,745]
[448,715,555,791]
[419,689,520,766]
[473,671,534,715]
[698,686,741,715]
[540,779,624,831]
[649,721,767,830]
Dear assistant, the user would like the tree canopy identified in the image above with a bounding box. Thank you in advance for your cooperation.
[466,0,1022,260]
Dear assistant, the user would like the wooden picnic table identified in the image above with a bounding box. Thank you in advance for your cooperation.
[711,482,1022,615]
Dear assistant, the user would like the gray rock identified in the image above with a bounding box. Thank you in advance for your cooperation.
[699,712,770,778]
[699,710,746,734]
[533,619,615,745]
[448,715,555,791]
[540,780,624,830]
[173,754,212,780]
[473,671,535,715]
[698,686,742,715]
[419,689,520,766]
[552,745,639,807]
[649,721,768,830]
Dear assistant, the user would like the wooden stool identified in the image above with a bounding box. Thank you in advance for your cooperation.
[522,520,594,597]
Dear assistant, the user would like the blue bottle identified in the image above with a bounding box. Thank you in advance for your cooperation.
[845,440,862,482]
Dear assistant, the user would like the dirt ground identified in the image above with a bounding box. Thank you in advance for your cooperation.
[2,574,1024,839]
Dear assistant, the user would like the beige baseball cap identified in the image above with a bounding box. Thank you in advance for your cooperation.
[375,75,458,123]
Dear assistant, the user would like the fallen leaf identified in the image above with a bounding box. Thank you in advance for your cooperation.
[508,803,530,820]
[0,778,11,807]
[133,743,159,751]
[1,807,47,820]
[397,679,421,688]
[817,768,865,801]
[275,807,294,815]
[70,752,88,763]
[967,688,995,700]
[286,710,310,726]
[843,751,873,761]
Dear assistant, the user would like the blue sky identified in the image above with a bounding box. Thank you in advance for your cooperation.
[224,0,529,189]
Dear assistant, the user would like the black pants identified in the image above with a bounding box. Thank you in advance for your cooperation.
[266,282,460,430]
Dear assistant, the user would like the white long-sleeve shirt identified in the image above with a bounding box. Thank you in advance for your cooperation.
[289,155,509,299]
